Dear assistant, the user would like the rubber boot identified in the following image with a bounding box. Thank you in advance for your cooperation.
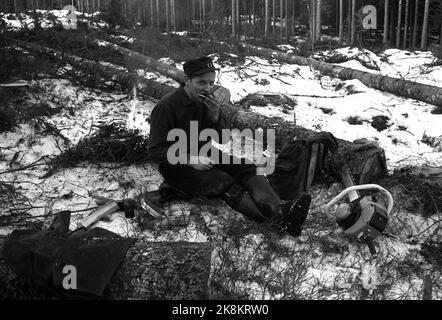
[282,192,312,236]
[244,175,284,219]
[222,182,268,223]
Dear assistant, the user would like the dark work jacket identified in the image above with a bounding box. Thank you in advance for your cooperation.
[148,85,230,168]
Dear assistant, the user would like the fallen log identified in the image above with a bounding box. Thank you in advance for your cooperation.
[0,236,213,299]
[104,240,213,299]
[101,33,442,107]
[88,37,186,83]
[240,43,442,108]
[14,39,387,183]
[76,39,388,183]
[10,39,176,100]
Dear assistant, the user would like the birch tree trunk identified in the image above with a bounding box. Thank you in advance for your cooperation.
[420,0,430,49]
[383,0,389,43]
[396,0,402,48]
[339,0,343,44]
[403,0,409,49]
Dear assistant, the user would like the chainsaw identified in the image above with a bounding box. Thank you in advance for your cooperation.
[325,166,394,256]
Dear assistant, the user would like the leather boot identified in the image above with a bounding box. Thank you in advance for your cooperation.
[222,182,268,223]
[244,175,284,219]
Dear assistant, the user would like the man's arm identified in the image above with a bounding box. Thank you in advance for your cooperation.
[147,103,175,167]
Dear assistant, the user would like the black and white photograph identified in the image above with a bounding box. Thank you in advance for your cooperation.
[0,0,441,306]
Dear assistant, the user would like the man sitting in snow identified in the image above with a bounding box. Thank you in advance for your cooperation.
[147,56,312,236]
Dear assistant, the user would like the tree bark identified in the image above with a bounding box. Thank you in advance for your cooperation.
[310,0,316,45]
[150,0,153,26]
[236,0,240,37]
[421,0,430,49]
[404,0,409,49]
[104,240,213,299]
[280,0,283,38]
[0,236,213,300]
[383,0,389,44]
[265,0,269,37]
[440,19,442,45]
[291,0,295,38]
[232,0,236,37]
[172,0,176,31]
[397,0,402,48]
[156,0,160,29]
[202,0,206,32]
[350,0,355,45]
[285,0,288,40]
[316,0,321,42]
[272,0,276,33]
[339,0,343,44]
[165,0,169,33]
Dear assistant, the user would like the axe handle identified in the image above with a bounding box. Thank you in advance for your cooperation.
[79,200,120,228]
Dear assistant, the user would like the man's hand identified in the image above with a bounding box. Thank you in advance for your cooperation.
[199,92,221,122]
[188,155,216,171]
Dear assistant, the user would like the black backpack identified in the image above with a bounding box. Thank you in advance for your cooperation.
[269,132,339,200]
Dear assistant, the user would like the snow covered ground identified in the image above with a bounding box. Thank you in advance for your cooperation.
[0,19,441,299]
[313,46,442,88]
[0,9,108,30]
[204,54,441,170]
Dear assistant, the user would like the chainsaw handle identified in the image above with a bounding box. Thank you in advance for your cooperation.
[365,236,378,256]
[325,184,394,216]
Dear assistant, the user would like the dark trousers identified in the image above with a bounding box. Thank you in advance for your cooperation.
[158,155,258,198]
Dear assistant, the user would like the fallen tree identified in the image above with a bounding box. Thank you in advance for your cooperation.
[97,34,442,108]
[240,43,442,108]
[11,39,387,184]
[87,37,186,83]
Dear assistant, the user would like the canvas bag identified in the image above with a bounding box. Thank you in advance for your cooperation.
[269,132,339,200]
